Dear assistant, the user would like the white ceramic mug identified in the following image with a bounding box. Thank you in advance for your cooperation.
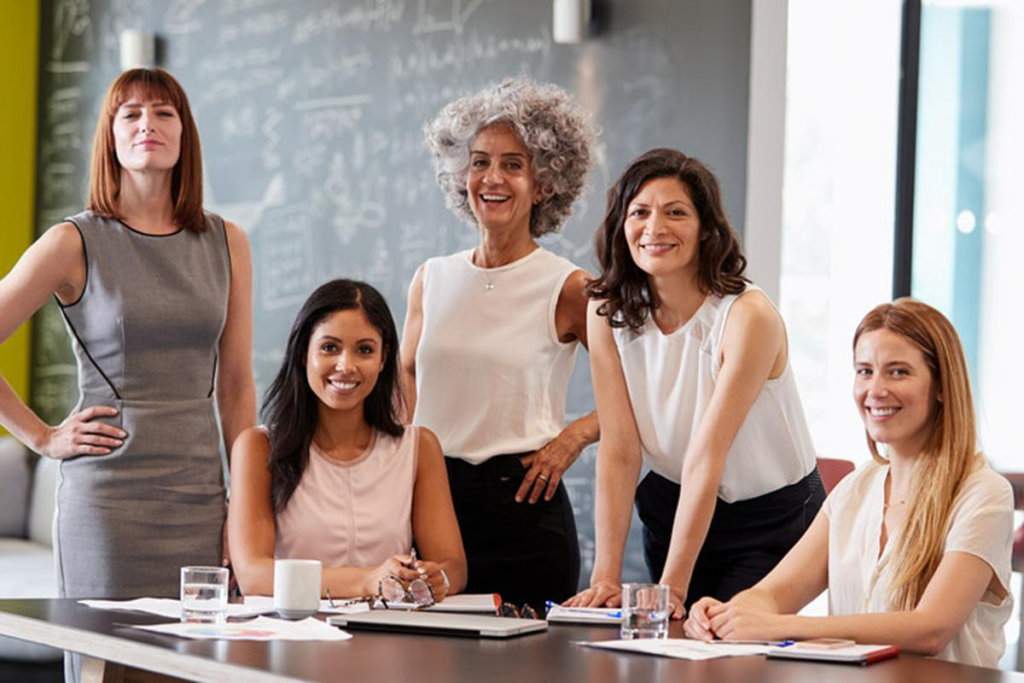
[273,559,322,619]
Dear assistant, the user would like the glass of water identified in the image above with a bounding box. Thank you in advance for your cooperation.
[180,566,229,624]
[620,583,669,639]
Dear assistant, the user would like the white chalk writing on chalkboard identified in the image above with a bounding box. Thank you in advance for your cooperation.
[29,0,755,586]
[412,0,486,36]
[259,205,316,310]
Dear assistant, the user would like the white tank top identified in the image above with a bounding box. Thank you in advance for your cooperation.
[413,247,579,463]
[274,427,417,567]
[612,285,817,502]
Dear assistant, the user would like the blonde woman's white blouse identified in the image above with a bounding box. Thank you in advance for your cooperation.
[823,459,1014,668]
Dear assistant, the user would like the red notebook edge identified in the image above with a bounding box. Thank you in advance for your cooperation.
[860,644,900,665]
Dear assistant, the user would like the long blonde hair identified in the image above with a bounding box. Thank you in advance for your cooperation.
[853,298,979,611]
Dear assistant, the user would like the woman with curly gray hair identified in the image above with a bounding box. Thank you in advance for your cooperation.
[400,77,598,611]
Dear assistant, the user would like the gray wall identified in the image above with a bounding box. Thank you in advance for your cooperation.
[31,0,752,586]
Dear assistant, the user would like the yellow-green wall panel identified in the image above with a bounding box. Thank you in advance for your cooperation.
[0,0,39,434]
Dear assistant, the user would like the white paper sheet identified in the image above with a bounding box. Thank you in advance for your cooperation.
[580,638,772,660]
[133,616,352,641]
[80,596,371,619]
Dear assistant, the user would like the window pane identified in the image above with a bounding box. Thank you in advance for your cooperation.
[912,1,1023,474]
[781,0,901,464]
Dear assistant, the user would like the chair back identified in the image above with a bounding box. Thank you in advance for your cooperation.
[816,457,855,495]
[1002,473,1024,573]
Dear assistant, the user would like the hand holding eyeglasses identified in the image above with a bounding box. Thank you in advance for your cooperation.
[365,553,422,596]
[404,558,450,602]
[368,550,451,606]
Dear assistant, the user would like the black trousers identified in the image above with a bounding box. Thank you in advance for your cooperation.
[446,454,580,612]
[635,468,825,609]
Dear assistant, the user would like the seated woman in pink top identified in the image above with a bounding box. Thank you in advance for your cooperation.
[229,279,467,602]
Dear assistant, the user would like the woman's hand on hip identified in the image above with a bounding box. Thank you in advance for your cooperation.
[516,429,584,504]
[39,406,125,459]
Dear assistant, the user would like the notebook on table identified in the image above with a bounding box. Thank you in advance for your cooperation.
[378,593,501,614]
[767,643,900,665]
[327,610,548,638]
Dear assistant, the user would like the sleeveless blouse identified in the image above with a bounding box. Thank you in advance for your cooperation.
[275,427,419,568]
[612,285,817,502]
[413,248,579,463]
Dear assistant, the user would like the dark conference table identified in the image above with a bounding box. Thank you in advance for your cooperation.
[0,598,1021,683]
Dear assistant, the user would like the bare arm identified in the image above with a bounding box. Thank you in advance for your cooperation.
[564,299,643,608]
[227,428,278,596]
[692,542,997,656]
[399,264,425,421]
[517,269,600,503]
[688,477,1010,655]
[215,221,257,457]
[659,291,786,617]
[0,223,124,457]
[409,427,467,600]
[685,508,830,639]
[228,428,424,598]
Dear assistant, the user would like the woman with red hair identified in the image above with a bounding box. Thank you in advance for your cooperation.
[0,68,254,638]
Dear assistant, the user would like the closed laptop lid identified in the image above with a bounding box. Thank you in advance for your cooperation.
[327,610,548,638]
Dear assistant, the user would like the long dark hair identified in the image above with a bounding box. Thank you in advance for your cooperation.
[586,148,748,329]
[262,279,405,513]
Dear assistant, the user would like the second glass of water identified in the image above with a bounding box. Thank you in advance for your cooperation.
[620,583,669,639]
[180,566,229,624]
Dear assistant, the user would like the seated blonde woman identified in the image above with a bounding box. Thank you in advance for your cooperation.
[684,298,1014,668]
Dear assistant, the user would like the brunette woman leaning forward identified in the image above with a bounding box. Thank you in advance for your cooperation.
[568,149,824,618]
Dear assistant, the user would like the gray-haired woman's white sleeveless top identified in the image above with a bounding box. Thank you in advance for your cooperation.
[55,210,231,601]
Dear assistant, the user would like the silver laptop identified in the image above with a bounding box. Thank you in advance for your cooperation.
[327,610,548,638]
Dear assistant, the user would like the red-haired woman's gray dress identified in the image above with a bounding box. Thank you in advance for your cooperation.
[54,210,230,597]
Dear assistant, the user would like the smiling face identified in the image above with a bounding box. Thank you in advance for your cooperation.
[466,123,541,236]
[112,91,182,174]
[623,176,702,282]
[305,308,386,416]
[854,328,940,460]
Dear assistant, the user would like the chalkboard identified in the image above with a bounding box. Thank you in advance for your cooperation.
[30,0,752,587]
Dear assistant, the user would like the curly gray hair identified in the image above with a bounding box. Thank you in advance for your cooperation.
[424,77,597,237]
